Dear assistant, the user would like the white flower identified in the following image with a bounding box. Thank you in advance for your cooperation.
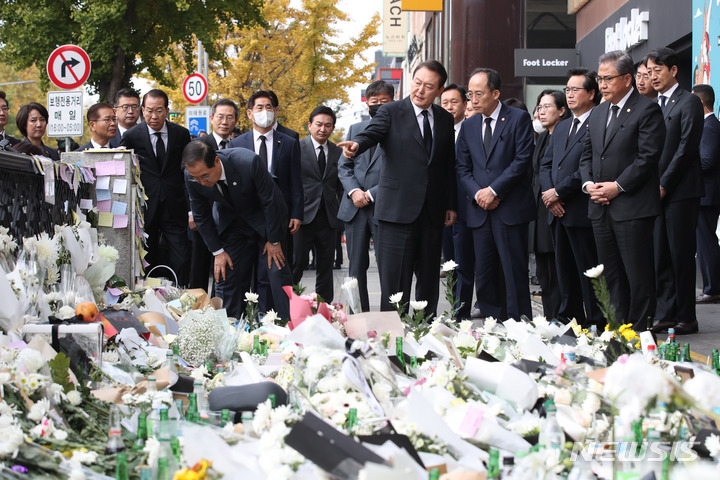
[262,310,280,326]
[0,418,24,457]
[144,437,160,467]
[57,305,76,320]
[682,371,720,412]
[245,291,259,303]
[410,300,428,311]
[454,332,477,350]
[53,428,68,440]
[0,372,10,385]
[28,398,50,422]
[97,245,119,263]
[483,317,497,332]
[705,434,720,458]
[342,278,358,289]
[103,351,119,364]
[582,392,601,414]
[584,264,604,278]
[67,390,82,406]
[17,348,45,373]
[389,292,403,305]
[70,449,98,464]
[68,466,87,480]
[554,388,573,406]
[483,336,501,354]
[441,260,458,272]
[458,320,473,334]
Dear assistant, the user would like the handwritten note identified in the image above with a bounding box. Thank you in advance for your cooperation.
[95,161,116,176]
[97,200,112,212]
[98,212,114,227]
[113,178,127,194]
[96,176,110,190]
[113,214,128,229]
[111,201,127,216]
[96,189,111,201]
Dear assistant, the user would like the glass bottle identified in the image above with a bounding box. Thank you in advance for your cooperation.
[396,337,406,373]
[193,381,209,415]
[345,407,358,433]
[487,449,500,479]
[252,335,261,355]
[132,412,148,450]
[268,394,276,408]
[539,399,564,450]
[260,339,268,356]
[115,451,129,480]
[667,328,676,344]
[186,393,199,423]
[428,468,440,480]
[712,349,720,374]
[156,457,170,480]
[105,405,125,454]
[220,409,231,427]
[589,324,598,338]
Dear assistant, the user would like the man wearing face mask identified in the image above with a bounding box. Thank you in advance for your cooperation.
[228,91,303,319]
[338,80,394,311]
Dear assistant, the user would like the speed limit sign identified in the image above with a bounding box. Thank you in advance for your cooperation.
[182,73,208,104]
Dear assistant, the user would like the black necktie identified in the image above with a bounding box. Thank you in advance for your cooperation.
[566,118,580,148]
[605,105,620,143]
[483,117,493,154]
[219,180,232,204]
[660,95,667,112]
[258,135,268,169]
[154,132,166,165]
[317,145,326,175]
[422,110,433,155]
[219,139,228,150]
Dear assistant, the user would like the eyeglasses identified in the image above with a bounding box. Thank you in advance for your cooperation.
[117,104,140,111]
[187,173,214,183]
[466,91,489,100]
[596,74,624,84]
[213,114,236,122]
[563,87,586,94]
[537,104,556,111]
[92,117,118,124]
[144,108,167,117]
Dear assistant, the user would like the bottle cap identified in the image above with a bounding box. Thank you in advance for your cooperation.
[647,345,656,350]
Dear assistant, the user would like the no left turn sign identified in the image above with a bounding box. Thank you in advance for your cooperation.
[47,45,91,90]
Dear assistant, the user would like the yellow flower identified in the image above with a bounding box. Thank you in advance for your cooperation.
[174,460,211,480]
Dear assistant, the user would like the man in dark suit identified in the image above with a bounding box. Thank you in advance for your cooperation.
[228,91,303,315]
[121,89,192,285]
[693,84,720,305]
[268,90,301,141]
[182,141,292,320]
[579,50,666,330]
[189,99,240,290]
[112,88,140,146]
[0,91,20,147]
[292,106,342,302]
[76,103,118,150]
[456,68,535,320]
[645,48,704,335]
[339,60,457,315]
[338,80,394,312]
[540,68,603,327]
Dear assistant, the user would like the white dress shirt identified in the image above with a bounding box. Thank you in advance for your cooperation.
[411,101,434,137]
[212,131,229,149]
[454,118,465,142]
[147,123,168,157]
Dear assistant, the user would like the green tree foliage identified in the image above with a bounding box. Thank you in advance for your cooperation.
[0,0,265,103]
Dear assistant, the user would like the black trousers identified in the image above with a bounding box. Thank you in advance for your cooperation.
[145,203,190,287]
[377,204,443,316]
[452,218,476,318]
[592,212,655,330]
[697,205,720,295]
[292,206,336,303]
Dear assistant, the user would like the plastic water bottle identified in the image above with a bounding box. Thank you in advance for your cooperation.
[539,399,564,450]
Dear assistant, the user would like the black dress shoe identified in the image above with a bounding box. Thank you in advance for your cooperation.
[674,321,699,335]
[650,319,676,334]
[696,293,720,304]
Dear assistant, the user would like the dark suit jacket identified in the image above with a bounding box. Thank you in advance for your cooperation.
[456,103,535,228]
[700,114,720,206]
[121,121,192,225]
[338,119,383,223]
[1,132,20,147]
[196,133,219,150]
[579,89,665,221]
[227,130,304,221]
[540,115,593,227]
[276,123,300,141]
[351,97,457,225]
[657,87,704,202]
[185,147,287,253]
[299,136,341,228]
[20,138,60,161]
[531,130,553,252]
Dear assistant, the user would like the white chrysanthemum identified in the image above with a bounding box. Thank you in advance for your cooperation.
[482,336,501,354]
[682,370,720,412]
[57,305,76,320]
[262,309,280,325]
[245,291,259,303]
[46,263,59,285]
[28,398,50,422]
[454,332,477,350]
[17,348,45,373]
[582,392,601,414]
[483,317,497,332]
[34,233,60,268]
[144,437,160,467]
[441,260,458,272]
[97,245,119,263]
[553,388,573,406]
[410,300,428,311]
[67,390,82,406]
[70,449,98,464]
[705,434,720,458]
[389,292,403,305]
[342,277,358,289]
[458,320,473,333]
[584,264,604,278]
[103,351,119,364]
[0,417,24,457]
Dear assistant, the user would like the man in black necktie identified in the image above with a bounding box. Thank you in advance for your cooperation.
[121,89,192,285]
[456,68,535,320]
[293,106,342,302]
[0,91,20,147]
[644,48,704,335]
[228,91,303,318]
[540,68,603,327]
[183,141,291,319]
[76,103,118,151]
[189,99,240,290]
[579,51,666,330]
[338,60,457,315]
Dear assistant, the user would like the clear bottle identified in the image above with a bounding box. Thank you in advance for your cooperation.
[105,405,125,454]
[645,344,658,359]
[538,399,564,450]
[241,411,254,435]
[589,324,598,338]
[667,328,676,344]
[193,381,209,415]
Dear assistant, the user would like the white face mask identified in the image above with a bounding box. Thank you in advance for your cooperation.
[253,110,275,129]
[533,118,546,134]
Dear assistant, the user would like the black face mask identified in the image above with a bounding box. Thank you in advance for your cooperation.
[368,104,382,118]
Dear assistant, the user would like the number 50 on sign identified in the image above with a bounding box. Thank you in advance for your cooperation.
[182,73,208,104]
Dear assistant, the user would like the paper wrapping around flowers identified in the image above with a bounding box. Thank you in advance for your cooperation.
[284,286,331,330]
[444,403,531,453]
[344,311,404,342]
[92,367,174,404]
[463,357,539,412]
